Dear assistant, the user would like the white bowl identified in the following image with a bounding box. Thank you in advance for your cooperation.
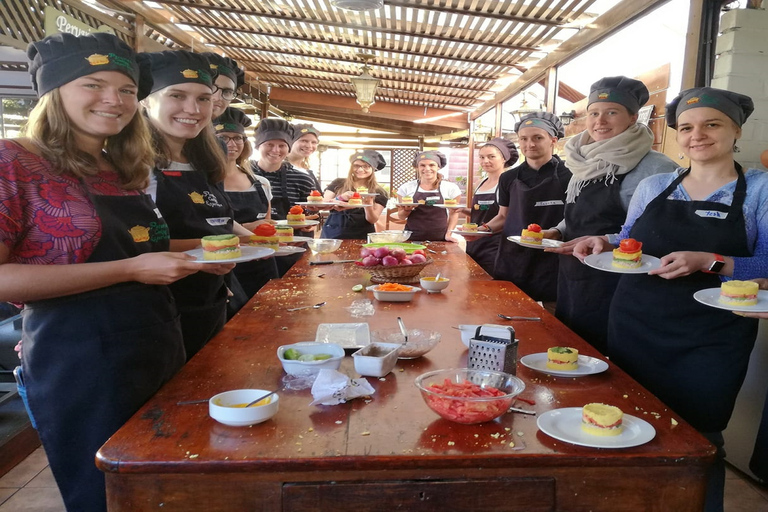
[419,276,450,293]
[457,324,516,347]
[352,342,401,377]
[209,389,279,427]
[370,328,441,359]
[366,284,421,302]
[277,342,345,375]
[306,238,343,254]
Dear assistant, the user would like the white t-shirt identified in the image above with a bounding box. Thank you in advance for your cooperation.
[397,180,461,201]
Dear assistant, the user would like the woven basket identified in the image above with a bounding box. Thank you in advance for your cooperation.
[365,258,433,284]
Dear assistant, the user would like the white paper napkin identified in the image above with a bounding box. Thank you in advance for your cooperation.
[310,369,375,406]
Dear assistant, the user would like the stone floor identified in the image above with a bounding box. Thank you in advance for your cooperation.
[0,446,766,511]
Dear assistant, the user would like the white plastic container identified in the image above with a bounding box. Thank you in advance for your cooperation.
[352,342,401,377]
[277,342,345,375]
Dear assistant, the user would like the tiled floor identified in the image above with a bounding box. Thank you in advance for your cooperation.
[0,446,766,511]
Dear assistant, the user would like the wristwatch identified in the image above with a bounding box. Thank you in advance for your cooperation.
[703,253,725,274]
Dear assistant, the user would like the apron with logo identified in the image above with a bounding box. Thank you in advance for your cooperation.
[405,185,446,241]
[465,180,501,275]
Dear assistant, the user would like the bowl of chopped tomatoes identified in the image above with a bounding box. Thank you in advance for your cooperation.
[414,368,525,424]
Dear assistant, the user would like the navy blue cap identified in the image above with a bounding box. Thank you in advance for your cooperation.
[350,149,386,171]
[588,76,649,115]
[143,50,215,94]
[665,87,753,128]
[515,112,565,139]
[214,107,252,134]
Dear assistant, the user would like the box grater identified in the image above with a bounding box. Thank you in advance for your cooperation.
[468,324,518,375]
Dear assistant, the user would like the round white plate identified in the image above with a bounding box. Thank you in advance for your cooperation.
[185,246,274,264]
[295,202,336,207]
[275,219,320,228]
[693,288,768,313]
[583,252,661,274]
[359,193,378,197]
[275,246,307,256]
[396,203,420,207]
[281,235,313,243]
[508,236,563,249]
[433,204,464,209]
[520,353,609,377]
[452,229,493,236]
[537,408,656,448]
[334,203,373,209]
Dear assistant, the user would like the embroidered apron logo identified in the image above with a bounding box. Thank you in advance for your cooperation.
[128,225,150,242]
[202,191,223,208]
[694,209,728,219]
[149,221,170,242]
[535,200,565,207]
[189,192,204,204]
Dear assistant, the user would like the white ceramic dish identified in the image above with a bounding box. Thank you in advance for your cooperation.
[419,276,450,293]
[519,353,609,377]
[537,408,656,448]
[583,252,661,274]
[451,229,493,236]
[275,219,320,228]
[315,323,371,349]
[295,202,337,207]
[274,246,307,256]
[693,288,768,313]
[277,342,345,376]
[282,235,313,243]
[432,204,464,209]
[507,236,563,250]
[456,324,516,348]
[209,389,279,427]
[367,284,421,302]
[185,246,274,264]
[352,342,401,377]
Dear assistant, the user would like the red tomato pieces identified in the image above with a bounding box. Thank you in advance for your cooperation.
[423,379,513,424]
[526,223,542,233]
[619,238,642,253]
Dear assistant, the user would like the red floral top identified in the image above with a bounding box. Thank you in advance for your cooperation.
[0,140,141,264]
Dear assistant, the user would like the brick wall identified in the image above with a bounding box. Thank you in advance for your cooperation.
[712,8,768,170]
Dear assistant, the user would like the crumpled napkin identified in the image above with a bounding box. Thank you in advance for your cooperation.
[310,369,375,406]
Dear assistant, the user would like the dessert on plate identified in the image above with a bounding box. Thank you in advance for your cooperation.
[356,186,369,194]
[307,190,324,203]
[401,195,414,204]
[286,205,306,225]
[443,197,459,206]
[719,280,759,306]
[612,238,643,269]
[248,224,279,250]
[348,192,363,205]
[275,225,294,242]
[581,403,623,436]
[546,346,578,371]
[520,223,543,245]
[462,223,478,232]
[201,234,241,261]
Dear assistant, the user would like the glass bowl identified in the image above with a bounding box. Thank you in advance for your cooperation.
[367,231,412,243]
[306,238,343,254]
[371,328,441,358]
[414,368,525,424]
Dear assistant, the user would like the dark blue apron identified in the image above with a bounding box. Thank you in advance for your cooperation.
[405,185,446,241]
[493,161,565,301]
[322,188,386,240]
[465,179,501,276]
[153,168,231,359]
[224,176,279,301]
[21,191,184,512]
[555,174,628,353]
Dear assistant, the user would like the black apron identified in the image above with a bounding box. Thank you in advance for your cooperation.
[322,188,386,240]
[555,174,629,353]
[405,185,447,241]
[465,179,501,276]
[21,191,184,512]
[608,167,757,432]
[750,391,768,481]
[493,164,565,301]
[153,168,231,359]
[224,177,279,303]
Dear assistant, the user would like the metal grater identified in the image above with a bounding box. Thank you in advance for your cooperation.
[468,324,518,375]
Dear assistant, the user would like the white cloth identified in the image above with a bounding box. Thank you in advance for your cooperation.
[397,179,461,200]
[310,369,375,406]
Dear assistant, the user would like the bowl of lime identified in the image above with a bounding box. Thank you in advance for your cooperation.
[277,342,345,375]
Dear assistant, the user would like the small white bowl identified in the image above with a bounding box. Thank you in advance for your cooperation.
[209,389,279,427]
[277,342,345,375]
[352,342,401,377]
[366,284,421,302]
[419,276,450,293]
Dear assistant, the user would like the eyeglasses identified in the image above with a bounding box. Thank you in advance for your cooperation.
[352,164,372,171]
[218,135,246,144]
[213,85,237,101]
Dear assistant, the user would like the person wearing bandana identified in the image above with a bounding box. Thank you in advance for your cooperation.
[396,150,462,241]
[457,137,519,276]
[2,33,205,511]
[548,76,677,352]
[574,87,768,512]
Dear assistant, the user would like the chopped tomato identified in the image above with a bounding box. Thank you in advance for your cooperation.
[423,379,513,424]
[526,223,542,233]
[619,238,642,252]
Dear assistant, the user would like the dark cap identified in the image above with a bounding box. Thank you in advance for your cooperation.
[214,107,252,134]
[483,138,519,167]
[254,118,294,147]
[665,87,754,129]
[414,150,447,169]
[350,149,386,171]
[200,52,244,89]
[143,50,215,94]
[588,76,649,115]
[514,112,565,139]
[27,32,151,99]
[292,123,321,144]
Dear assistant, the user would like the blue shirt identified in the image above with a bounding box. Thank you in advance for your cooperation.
[617,168,768,280]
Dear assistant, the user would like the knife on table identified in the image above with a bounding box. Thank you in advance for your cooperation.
[309,260,357,265]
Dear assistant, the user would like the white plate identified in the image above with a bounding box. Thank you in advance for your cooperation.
[359,193,378,197]
[279,235,313,243]
[396,202,420,207]
[433,204,464,209]
[537,408,656,448]
[583,252,661,274]
[275,219,320,228]
[693,288,768,313]
[315,323,371,349]
[295,202,336,207]
[185,246,274,264]
[508,236,563,250]
[334,203,373,209]
[452,229,493,236]
[274,246,307,256]
[520,353,609,377]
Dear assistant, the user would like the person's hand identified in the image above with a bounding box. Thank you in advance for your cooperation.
[541,228,561,240]
[544,235,593,255]
[444,232,456,243]
[649,251,710,279]
[129,252,207,284]
[752,278,768,290]
[14,340,21,360]
[299,225,316,233]
[571,236,611,261]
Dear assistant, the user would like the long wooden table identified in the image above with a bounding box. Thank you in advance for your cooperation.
[97,240,714,511]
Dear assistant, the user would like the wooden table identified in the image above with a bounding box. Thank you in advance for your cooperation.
[97,241,714,512]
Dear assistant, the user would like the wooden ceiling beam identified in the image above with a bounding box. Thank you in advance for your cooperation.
[383,0,566,27]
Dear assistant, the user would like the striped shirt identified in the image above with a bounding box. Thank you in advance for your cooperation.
[251,162,317,219]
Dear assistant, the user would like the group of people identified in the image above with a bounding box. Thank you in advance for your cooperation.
[0,30,765,512]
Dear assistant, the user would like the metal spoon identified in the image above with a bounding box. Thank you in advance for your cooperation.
[397,316,408,345]
[177,390,278,407]
[244,390,278,408]
[497,313,541,321]
[287,301,326,312]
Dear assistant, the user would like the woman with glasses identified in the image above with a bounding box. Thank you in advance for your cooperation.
[397,150,461,242]
[201,52,244,119]
[215,107,278,299]
[321,150,389,239]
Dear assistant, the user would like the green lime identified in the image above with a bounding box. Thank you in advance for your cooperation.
[352,284,364,292]
[314,353,333,360]
[298,354,316,362]
[283,348,302,360]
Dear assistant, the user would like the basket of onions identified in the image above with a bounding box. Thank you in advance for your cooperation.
[356,245,432,284]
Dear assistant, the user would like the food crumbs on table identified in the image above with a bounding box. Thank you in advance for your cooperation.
[623,394,628,398]
[517,431,524,436]
[281,326,288,330]
[188,454,199,459]
[399,368,404,372]
[379,377,386,381]
[490,433,501,439]
[474,434,479,438]
[308,427,314,432]
[361,431,371,436]
[298,435,303,439]
[447,441,455,446]
[335,420,343,424]
[671,418,679,427]
[432,438,436,442]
